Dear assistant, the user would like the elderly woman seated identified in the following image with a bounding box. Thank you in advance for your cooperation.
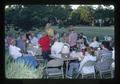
[9,38,38,69]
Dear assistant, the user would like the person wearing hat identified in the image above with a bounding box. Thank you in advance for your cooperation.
[38,28,54,61]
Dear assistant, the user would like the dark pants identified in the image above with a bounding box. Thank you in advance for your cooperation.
[67,61,80,77]
[16,55,38,70]
[42,50,52,61]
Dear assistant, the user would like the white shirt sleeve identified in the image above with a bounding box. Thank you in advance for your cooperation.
[79,54,96,71]
[9,45,22,59]
[51,44,55,54]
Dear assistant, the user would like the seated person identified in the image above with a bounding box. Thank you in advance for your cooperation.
[67,47,96,79]
[16,34,27,53]
[95,41,113,71]
[51,38,64,58]
[9,38,38,69]
[51,38,70,58]
[30,32,39,46]
[89,36,100,49]
[77,36,87,51]
[79,33,88,44]
[107,35,114,48]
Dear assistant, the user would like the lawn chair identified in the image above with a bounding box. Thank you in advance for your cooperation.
[95,58,114,79]
[43,59,64,79]
[75,61,96,79]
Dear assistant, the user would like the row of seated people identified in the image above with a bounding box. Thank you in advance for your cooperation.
[50,38,114,79]
[8,33,114,71]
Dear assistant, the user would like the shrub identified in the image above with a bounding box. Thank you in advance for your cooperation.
[5,52,45,79]
[5,62,44,79]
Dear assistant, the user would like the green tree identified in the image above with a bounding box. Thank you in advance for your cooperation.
[77,6,94,25]
[5,5,72,30]
[94,5,114,26]
[69,5,94,25]
[70,10,80,25]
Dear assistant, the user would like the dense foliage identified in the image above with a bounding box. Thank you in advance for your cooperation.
[5,5,114,31]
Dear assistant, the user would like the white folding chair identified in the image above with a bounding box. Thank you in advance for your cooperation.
[75,61,96,79]
[95,58,114,79]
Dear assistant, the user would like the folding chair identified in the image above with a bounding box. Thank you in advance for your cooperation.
[75,61,96,79]
[111,62,115,78]
[95,58,114,79]
[43,59,64,79]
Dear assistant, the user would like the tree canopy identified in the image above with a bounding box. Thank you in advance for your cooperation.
[5,5,114,30]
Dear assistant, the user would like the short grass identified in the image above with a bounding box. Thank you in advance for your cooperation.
[52,26,114,41]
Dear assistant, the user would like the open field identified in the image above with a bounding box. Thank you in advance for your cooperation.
[52,26,114,41]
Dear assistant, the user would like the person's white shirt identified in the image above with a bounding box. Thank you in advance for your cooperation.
[31,37,38,46]
[70,51,84,61]
[9,45,22,59]
[79,52,96,74]
[51,41,64,58]
[112,48,115,60]
[90,41,100,48]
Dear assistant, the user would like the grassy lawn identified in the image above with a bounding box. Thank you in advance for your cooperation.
[52,26,114,41]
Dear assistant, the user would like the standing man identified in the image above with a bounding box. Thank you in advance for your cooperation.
[68,26,78,51]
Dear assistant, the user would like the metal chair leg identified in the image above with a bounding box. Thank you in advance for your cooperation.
[100,72,102,79]
[111,70,114,78]
[94,73,96,78]
[81,74,83,79]
[75,73,80,79]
